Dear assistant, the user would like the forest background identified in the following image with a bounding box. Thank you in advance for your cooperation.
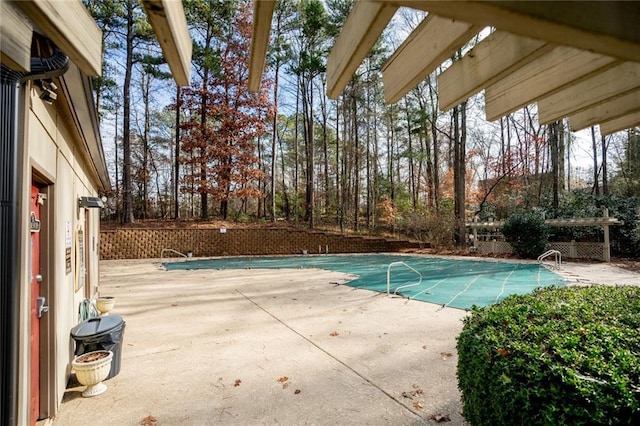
[86,0,640,257]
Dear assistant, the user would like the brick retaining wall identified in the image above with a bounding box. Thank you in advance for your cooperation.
[100,227,423,259]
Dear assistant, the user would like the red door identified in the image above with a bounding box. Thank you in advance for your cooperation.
[30,185,41,424]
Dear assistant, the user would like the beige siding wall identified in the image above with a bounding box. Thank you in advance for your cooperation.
[17,84,104,422]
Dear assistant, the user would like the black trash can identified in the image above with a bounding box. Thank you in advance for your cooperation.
[70,314,125,379]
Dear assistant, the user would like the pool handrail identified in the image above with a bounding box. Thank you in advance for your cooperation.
[387,261,423,296]
[538,249,562,269]
[160,248,188,266]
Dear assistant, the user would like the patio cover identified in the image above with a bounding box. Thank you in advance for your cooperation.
[249,0,640,135]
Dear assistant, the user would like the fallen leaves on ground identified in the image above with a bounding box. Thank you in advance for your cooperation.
[413,402,423,410]
[330,331,339,336]
[278,376,290,389]
[402,385,424,399]
[140,415,157,425]
[440,352,453,360]
[429,413,451,422]
[294,389,301,394]
[234,379,242,387]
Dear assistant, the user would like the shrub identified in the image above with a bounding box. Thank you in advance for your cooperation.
[457,286,640,425]
[399,206,456,249]
[502,212,548,258]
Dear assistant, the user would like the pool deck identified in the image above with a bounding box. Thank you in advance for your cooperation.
[53,256,639,426]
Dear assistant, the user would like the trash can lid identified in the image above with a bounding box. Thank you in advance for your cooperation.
[70,314,124,338]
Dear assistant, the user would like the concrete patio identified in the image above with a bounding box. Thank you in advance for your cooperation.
[53,257,639,425]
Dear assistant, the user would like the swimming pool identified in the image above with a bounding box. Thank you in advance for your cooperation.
[164,254,565,310]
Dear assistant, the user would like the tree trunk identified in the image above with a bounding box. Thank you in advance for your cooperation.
[302,76,315,228]
[453,102,467,246]
[294,76,300,223]
[601,133,608,195]
[335,97,342,229]
[174,86,181,219]
[121,0,135,223]
[404,98,417,209]
[353,94,359,232]
[427,78,439,209]
[142,74,150,219]
[549,121,560,210]
[365,78,372,229]
[114,102,120,219]
[416,89,434,208]
[200,73,209,220]
[591,126,600,195]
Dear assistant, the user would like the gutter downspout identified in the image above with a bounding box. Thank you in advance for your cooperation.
[0,44,68,426]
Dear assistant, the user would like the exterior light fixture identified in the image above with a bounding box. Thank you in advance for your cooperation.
[78,196,104,209]
[35,79,58,104]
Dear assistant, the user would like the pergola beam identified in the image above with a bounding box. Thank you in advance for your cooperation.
[538,62,640,125]
[568,89,640,132]
[484,47,618,121]
[437,31,551,111]
[0,2,32,72]
[382,14,481,104]
[326,1,397,99]
[141,0,192,87]
[248,0,276,92]
[13,0,102,76]
[373,0,640,62]
[600,111,640,136]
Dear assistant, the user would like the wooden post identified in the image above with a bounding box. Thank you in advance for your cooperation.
[473,217,478,249]
[603,207,611,262]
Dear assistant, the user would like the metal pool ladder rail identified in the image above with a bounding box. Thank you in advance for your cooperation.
[160,248,188,266]
[387,261,423,296]
[538,249,562,269]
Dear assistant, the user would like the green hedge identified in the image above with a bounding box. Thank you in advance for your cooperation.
[502,212,549,258]
[457,286,640,425]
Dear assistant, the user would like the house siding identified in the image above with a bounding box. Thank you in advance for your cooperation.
[16,82,104,423]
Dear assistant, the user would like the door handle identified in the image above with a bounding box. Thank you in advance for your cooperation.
[37,296,49,318]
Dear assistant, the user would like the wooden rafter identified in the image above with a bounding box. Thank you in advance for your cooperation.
[382,14,481,104]
[1,2,33,72]
[373,0,640,62]
[569,89,640,132]
[13,0,103,76]
[141,0,192,87]
[600,111,640,136]
[484,47,619,121]
[437,31,551,111]
[243,0,640,133]
[248,0,276,92]
[326,0,397,99]
[538,62,640,125]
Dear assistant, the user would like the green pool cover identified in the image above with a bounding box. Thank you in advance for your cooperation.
[164,254,565,310]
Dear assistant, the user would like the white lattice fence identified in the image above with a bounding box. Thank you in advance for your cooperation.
[475,240,605,261]
[476,240,513,255]
[548,242,604,261]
